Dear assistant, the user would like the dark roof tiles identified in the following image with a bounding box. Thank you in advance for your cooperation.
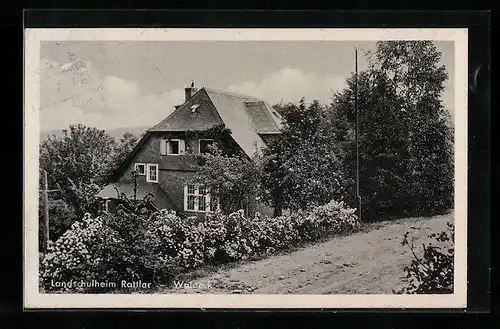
[147,87,283,157]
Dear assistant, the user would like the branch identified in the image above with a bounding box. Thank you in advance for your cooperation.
[407,237,432,273]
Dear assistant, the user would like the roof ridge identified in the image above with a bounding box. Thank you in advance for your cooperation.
[147,88,207,132]
[203,87,262,101]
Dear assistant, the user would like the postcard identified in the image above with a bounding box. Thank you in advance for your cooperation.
[24,28,468,309]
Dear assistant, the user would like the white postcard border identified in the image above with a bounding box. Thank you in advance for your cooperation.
[24,28,468,309]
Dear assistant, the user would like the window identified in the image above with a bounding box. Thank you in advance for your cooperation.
[169,140,180,154]
[146,164,158,183]
[191,104,200,113]
[184,184,218,212]
[134,163,146,175]
[199,139,214,154]
[197,185,208,211]
[161,139,185,155]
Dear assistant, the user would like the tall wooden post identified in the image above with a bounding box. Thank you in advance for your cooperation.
[355,47,362,222]
[42,170,50,251]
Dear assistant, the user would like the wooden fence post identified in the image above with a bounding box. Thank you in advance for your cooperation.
[43,170,50,252]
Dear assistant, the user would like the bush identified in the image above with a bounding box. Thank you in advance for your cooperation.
[38,197,78,250]
[397,222,454,294]
[40,212,179,293]
[40,213,104,292]
[40,200,361,292]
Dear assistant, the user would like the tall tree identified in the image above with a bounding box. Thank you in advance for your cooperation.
[370,41,454,214]
[261,98,344,215]
[332,41,454,220]
[39,124,116,218]
[40,124,116,189]
[332,70,408,220]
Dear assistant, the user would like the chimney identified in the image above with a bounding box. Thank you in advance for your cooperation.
[184,80,198,102]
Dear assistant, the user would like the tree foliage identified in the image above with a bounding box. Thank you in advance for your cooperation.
[332,70,409,219]
[332,41,454,220]
[261,99,345,215]
[109,132,140,174]
[191,144,261,216]
[369,41,454,215]
[39,124,140,235]
[40,124,115,189]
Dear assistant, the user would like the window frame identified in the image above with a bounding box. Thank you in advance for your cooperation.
[103,199,111,212]
[198,138,215,154]
[184,184,218,213]
[190,104,200,113]
[134,163,146,176]
[167,139,182,156]
[146,163,159,183]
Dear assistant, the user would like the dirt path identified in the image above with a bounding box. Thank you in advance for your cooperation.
[163,213,453,294]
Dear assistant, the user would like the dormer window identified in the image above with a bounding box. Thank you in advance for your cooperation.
[191,104,200,113]
[169,140,180,154]
[160,139,185,156]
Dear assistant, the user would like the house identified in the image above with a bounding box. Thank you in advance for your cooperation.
[96,82,284,218]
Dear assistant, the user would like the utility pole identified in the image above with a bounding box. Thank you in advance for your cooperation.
[42,170,50,251]
[355,47,362,222]
[40,170,61,252]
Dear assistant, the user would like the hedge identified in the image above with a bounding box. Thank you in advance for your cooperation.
[40,200,361,292]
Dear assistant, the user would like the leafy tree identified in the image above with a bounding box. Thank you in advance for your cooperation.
[332,41,453,220]
[261,98,344,215]
[39,125,141,228]
[191,144,261,216]
[65,179,102,218]
[272,102,288,117]
[332,70,409,220]
[38,125,145,251]
[40,124,116,191]
[369,41,454,215]
[109,132,140,174]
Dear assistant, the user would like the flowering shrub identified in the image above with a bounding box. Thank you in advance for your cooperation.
[40,214,102,291]
[310,200,361,236]
[146,200,360,269]
[40,212,178,293]
[41,200,360,292]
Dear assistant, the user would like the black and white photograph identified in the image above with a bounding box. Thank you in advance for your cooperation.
[24,28,468,309]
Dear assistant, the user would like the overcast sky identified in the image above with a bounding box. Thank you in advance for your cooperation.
[40,41,454,132]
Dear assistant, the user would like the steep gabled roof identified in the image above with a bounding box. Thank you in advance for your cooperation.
[146,87,284,158]
[148,88,224,132]
[203,88,283,157]
[109,86,284,183]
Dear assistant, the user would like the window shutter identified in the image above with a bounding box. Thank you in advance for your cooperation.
[160,139,167,155]
[179,140,186,155]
